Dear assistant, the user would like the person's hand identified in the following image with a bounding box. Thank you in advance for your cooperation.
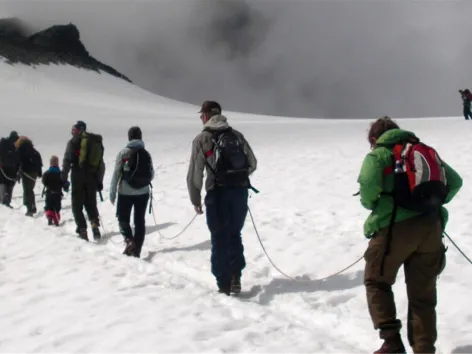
[97,182,103,192]
[194,205,203,214]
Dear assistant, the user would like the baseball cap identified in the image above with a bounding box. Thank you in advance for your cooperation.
[198,100,222,115]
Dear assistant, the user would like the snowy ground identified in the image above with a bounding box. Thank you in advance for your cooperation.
[0,61,471,353]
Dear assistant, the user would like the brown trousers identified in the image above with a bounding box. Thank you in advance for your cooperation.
[364,213,446,353]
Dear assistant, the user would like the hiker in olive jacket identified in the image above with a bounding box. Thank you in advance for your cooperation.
[357,117,462,354]
[187,100,257,296]
[61,121,105,241]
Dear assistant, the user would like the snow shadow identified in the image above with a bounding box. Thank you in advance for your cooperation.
[157,240,211,254]
[256,270,364,305]
[143,240,211,262]
[98,222,176,245]
[452,345,472,353]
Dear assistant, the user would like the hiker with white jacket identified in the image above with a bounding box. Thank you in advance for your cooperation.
[110,126,154,258]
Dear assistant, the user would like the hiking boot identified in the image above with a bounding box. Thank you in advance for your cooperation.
[218,285,231,296]
[25,210,34,217]
[78,229,89,242]
[123,238,136,256]
[91,222,101,241]
[47,217,53,226]
[92,227,101,240]
[374,335,406,354]
[230,275,241,294]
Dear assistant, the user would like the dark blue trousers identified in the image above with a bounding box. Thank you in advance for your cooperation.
[205,187,248,288]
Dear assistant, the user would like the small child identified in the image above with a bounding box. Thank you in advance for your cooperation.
[42,155,69,226]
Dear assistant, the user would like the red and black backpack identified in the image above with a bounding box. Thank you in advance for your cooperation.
[377,137,449,276]
[382,137,449,213]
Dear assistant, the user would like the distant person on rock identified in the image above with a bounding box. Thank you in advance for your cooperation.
[0,131,20,207]
[357,116,463,354]
[109,126,154,258]
[458,89,472,120]
[42,155,69,226]
[187,100,257,296]
[16,136,43,216]
[61,120,105,242]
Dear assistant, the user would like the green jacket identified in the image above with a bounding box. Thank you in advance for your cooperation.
[357,128,463,238]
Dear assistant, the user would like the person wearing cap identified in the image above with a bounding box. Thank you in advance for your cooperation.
[61,121,105,241]
[0,131,20,207]
[187,100,257,295]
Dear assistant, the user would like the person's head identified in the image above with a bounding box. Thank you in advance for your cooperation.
[50,155,59,166]
[71,120,86,136]
[128,126,142,141]
[367,116,400,149]
[198,100,222,124]
[9,131,19,142]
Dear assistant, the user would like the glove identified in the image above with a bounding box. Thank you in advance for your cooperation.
[62,181,70,193]
[97,182,103,192]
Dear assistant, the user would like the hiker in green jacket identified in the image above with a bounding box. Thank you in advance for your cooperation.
[357,116,462,354]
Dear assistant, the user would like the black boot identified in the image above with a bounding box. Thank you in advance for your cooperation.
[91,221,101,240]
[230,275,241,294]
[78,229,89,242]
[123,238,136,256]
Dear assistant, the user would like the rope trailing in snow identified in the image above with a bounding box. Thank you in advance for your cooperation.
[151,205,198,240]
[248,206,364,282]
[444,231,472,265]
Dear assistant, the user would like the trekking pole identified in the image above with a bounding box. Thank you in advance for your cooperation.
[98,191,104,202]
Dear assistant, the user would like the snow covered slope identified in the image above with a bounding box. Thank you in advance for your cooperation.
[0,61,471,353]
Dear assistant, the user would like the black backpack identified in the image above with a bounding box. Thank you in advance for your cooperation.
[29,148,43,174]
[205,128,250,187]
[121,147,153,189]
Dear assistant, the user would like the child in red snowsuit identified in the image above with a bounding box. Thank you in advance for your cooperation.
[42,156,69,226]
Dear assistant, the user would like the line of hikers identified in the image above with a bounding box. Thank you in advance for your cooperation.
[0,100,464,354]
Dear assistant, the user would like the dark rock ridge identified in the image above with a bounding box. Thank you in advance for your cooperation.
[0,18,131,83]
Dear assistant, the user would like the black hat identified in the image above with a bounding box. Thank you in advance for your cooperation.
[198,100,222,115]
[9,131,19,141]
[128,126,142,141]
[74,120,86,132]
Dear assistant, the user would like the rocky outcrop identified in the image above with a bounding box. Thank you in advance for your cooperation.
[0,18,131,82]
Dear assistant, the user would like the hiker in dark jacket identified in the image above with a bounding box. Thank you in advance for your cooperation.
[187,100,257,295]
[459,89,472,120]
[61,120,105,241]
[0,131,20,207]
[42,155,69,226]
[357,116,463,354]
[16,136,43,216]
[110,126,154,258]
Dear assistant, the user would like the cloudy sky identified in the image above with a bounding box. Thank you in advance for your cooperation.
[1,0,471,118]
